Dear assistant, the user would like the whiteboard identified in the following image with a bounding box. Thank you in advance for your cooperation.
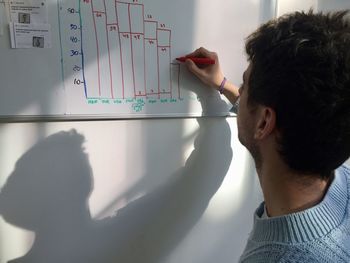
[0,0,261,119]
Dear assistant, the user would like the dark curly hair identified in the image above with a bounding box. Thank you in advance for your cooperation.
[245,10,350,178]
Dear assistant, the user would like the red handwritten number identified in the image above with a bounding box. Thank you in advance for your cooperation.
[160,24,165,28]
[148,40,154,44]
[96,13,102,17]
[83,0,90,3]
[161,48,167,52]
[110,26,117,31]
[147,15,152,19]
[123,34,129,39]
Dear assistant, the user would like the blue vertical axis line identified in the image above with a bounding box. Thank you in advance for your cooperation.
[78,0,88,98]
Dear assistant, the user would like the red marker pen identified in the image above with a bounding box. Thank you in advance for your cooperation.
[176,57,216,65]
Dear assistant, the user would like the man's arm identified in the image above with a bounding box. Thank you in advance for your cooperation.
[185,47,240,105]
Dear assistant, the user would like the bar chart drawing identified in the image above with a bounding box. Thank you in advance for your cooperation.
[78,0,180,101]
[58,0,230,117]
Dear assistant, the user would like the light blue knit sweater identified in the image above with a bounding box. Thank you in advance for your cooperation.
[239,165,350,263]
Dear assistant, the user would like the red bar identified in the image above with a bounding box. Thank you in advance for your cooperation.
[145,21,157,39]
[91,0,101,96]
[103,0,114,98]
[157,28,171,46]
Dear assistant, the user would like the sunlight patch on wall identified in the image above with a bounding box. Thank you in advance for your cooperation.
[277,0,318,16]
[17,102,41,116]
[70,121,148,220]
[0,217,34,262]
[205,150,249,222]
[204,120,250,222]
[181,120,199,164]
[0,123,41,263]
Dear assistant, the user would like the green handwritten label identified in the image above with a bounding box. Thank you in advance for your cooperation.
[88,99,98,104]
[132,101,145,112]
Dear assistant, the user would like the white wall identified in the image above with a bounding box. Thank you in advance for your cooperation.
[0,118,261,263]
[278,0,350,15]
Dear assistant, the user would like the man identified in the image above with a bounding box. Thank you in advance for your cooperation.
[186,10,350,262]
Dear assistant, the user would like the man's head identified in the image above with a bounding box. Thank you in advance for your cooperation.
[238,10,350,178]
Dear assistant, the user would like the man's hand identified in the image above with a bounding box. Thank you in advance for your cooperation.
[185,47,225,90]
[185,47,240,105]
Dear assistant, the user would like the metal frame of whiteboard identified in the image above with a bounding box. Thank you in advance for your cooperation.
[0,112,237,123]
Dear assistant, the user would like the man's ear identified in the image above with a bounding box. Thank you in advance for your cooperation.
[254,107,276,140]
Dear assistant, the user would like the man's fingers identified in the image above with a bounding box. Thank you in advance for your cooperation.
[186,47,215,59]
[196,47,214,58]
[185,59,204,79]
[185,49,198,58]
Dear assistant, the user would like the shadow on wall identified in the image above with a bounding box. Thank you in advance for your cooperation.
[0,110,232,263]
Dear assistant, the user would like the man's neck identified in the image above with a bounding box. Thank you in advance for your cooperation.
[257,159,333,218]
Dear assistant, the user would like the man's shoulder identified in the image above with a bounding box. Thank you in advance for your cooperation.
[336,164,350,194]
[239,242,316,263]
[338,163,350,175]
[239,241,349,263]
